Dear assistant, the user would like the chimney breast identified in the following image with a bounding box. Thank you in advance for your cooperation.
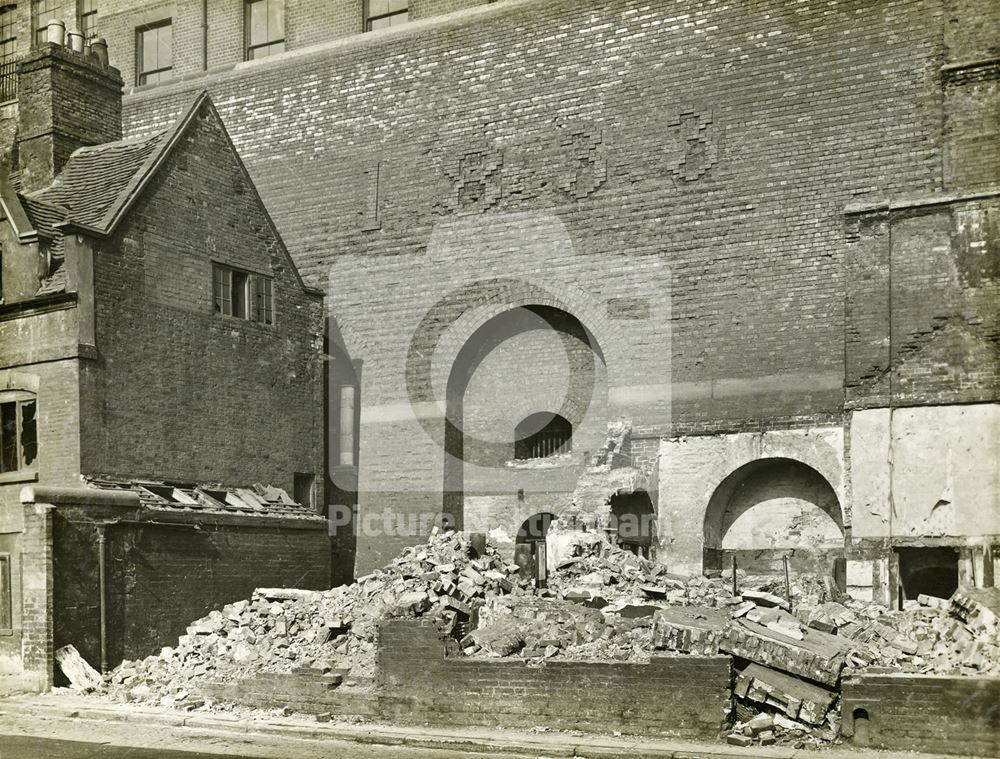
[15,41,124,192]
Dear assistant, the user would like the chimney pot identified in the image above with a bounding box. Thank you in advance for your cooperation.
[67,29,85,54]
[90,38,109,67]
[46,19,65,46]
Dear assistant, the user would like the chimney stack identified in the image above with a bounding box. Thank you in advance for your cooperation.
[15,29,124,193]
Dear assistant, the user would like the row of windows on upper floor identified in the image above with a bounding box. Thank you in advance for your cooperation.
[0,0,411,85]
[136,0,410,85]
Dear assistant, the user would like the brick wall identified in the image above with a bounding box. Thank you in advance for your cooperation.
[0,351,83,533]
[37,498,329,675]
[18,502,53,691]
[377,618,731,738]
[108,0,984,572]
[842,673,1000,757]
[77,100,326,502]
[202,617,732,739]
[845,197,999,408]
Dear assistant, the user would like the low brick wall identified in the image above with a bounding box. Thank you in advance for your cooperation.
[377,619,731,739]
[204,619,732,739]
[841,673,1000,757]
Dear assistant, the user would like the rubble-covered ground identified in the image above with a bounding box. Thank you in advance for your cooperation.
[95,530,1000,750]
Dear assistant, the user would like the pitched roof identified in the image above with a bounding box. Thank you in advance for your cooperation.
[25,90,213,236]
[34,131,169,229]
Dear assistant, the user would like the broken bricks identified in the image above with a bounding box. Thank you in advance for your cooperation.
[734,662,837,725]
[652,606,729,655]
[720,618,848,686]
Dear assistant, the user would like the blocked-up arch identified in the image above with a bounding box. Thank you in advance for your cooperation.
[703,457,844,572]
[443,304,607,525]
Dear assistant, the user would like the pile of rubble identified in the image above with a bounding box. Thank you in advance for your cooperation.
[95,527,1000,750]
[103,530,522,705]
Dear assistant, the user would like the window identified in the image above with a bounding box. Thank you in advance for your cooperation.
[0,5,17,63]
[136,20,172,85]
[33,0,59,47]
[245,0,284,60]
[213,264,274,324]
[0,394,37,475]
[514,413,572,460]
[365,0,408,31]
[0,554,10,634]
[79,0,97,41]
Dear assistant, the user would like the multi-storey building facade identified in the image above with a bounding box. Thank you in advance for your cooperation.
[0,0,997,610]
[0,40,328,690]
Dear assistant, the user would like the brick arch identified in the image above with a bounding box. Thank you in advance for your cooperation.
[702,457,845,572]
[428,278,623,395]
[441,299,611,527]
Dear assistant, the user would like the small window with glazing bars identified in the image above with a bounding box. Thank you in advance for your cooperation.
[213,263,274,325]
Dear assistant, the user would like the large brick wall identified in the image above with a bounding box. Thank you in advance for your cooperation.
[841,673,1000,757]
[377,618,731,738]
[77,100,326,500]
[113,0,976,572]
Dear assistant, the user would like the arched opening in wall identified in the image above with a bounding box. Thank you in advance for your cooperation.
[852,708,871,747]
[443,305,606,529]
[609,491,656,559]
[896,547,958,601]
[514,413,572,460]
[702,458,844,575]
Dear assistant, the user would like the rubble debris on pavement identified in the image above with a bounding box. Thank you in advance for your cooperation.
[95,526,1000,750]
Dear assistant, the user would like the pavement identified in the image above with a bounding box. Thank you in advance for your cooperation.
[0,691,991,759]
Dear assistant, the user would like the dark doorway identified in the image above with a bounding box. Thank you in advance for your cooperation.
[515,512,555,584]
[896,547,959,601]
[609,491,655,559]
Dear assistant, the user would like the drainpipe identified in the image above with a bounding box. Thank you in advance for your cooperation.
[96,524,108,672]
[201,0,209,70]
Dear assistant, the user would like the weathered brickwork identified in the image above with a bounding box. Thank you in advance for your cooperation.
[46,502,328,672]
[77,104,326,495]
[841,673,1000,757]
[15,492,328,680]
[845,197,1000,408]
[377,618,732,738]
[202,620,731,738]
[108,0,998,573]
